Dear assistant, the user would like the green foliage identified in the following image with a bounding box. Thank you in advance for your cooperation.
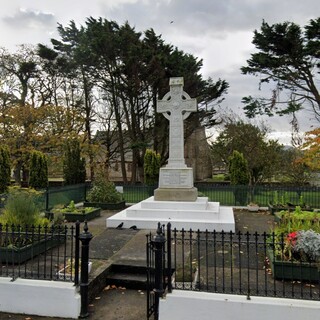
[54,200,95,214]
[276,207,320,234]
[29,150,48,189]
[63,140,86,185]
[228,151,250,205]
[87,173,123,203]
[241,18,320,120]
[228,151,249,185]
[0,145,11,193]
[0,188,49,227]
[293,230,320,262]
[144,149,161,185]
[211,120,282,184]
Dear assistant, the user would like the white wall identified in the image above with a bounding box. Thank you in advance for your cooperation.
[0,277,80,318]
[159,291,320,320]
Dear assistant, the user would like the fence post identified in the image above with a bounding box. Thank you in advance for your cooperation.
[167,222,172,293]
[74,221,80,286]
[153,222,165,320]
[45,186,49,212]
[79,221,93,319]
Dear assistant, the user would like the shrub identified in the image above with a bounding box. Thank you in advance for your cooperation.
[144,149,161,185]
[228,150,249,185]
[228,151,249,205]
[87,174,122,203]
[0,188,49,227]
[29,150,48,189]
[0,145,11,193]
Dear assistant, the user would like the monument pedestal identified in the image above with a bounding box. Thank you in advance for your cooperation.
[106,197,235,232]
[154,187,198,201]
[154,167,197,201]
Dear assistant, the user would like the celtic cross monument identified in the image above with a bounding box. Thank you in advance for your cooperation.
[154,77,198,201]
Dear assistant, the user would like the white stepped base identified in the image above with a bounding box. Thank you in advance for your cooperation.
[106,197,235,232]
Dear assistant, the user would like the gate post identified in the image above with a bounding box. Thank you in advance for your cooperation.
[79,221,93,318]
[153,222,165,320]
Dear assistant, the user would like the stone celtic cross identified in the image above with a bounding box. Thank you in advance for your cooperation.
[157,77,197,168]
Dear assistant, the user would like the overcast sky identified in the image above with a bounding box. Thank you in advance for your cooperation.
[1,0,319,144]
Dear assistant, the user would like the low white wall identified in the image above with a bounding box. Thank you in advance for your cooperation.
[159,291,320,320]
[0,277,80,318]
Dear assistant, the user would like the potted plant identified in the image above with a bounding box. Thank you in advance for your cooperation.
[267,206,320,281]
[247,202,259,212]
[53,200,101,222]
[84,172,125,210]
[0,187,64,264]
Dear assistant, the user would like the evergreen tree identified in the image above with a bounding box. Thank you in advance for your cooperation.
[29,151,48,189]
[63,140,86,185]
[228,150,250,205]
[144,149,161,185]
[0,145,11,193]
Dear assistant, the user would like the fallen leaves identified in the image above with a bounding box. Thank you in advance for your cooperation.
[103,284,127,291]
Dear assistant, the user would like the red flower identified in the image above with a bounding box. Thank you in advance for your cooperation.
[286,231,298,247]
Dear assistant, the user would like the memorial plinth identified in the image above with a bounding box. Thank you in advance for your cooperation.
[107,77,235,232]
[154,168,198,201]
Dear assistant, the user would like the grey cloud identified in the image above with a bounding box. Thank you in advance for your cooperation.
[107,0,319,40]
[3,8,56,29]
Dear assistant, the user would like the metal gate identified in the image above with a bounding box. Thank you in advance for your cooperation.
[146,223,172,320]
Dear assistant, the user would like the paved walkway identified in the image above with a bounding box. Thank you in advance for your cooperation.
[0,208,274,320]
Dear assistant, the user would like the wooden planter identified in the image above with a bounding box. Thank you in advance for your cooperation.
[84,201,126,210]
[0,235,65,264]
[62,208,101,222]
[267,249,320,282]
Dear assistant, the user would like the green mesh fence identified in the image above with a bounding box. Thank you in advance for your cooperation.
[45,183,87,211]
[42,183,320,209]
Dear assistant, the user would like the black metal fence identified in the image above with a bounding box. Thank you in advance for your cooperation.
[0,223,80,282]
[0,221,93,318]
[147,223,320,320]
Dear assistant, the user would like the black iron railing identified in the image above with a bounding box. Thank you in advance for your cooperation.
[147,223,320,319]
[0,223,80,282]
[0,221,93,317]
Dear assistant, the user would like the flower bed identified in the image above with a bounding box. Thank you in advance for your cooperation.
[62,208,101,222]
[83,201,125,210]
[52,201,101,222]
[268,206,320,281]
[267,249,320,281]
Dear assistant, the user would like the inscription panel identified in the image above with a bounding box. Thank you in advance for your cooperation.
[159,168,193,188]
